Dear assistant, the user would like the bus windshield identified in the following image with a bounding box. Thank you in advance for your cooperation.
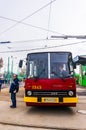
[26,52,74,78]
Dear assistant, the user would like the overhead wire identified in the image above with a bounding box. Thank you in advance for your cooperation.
[0,40,86,53]
[0,35,85,43]
[16,0,56,22]
[0,16,65,36]
[0,36,85,44]
[0,1,85,54]
[9,38,49,43]
[0,0,65,37]
[47,0,52,39]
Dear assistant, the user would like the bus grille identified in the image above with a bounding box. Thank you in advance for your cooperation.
[25,90,76,97]
[33,91,67,96]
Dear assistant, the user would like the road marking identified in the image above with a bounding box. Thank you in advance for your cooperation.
[78,110,86,114]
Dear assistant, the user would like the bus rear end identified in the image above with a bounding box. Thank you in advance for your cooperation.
[24,52,78,107]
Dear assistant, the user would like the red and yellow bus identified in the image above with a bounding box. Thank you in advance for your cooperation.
[22,51,78,107]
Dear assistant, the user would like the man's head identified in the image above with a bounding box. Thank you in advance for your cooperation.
[13,74,17,79]
[59,64,63,71]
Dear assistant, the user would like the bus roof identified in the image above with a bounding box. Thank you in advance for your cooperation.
[27,51,72,56]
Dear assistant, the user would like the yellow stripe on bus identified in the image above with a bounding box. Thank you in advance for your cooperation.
[63,97,78,103]
[24,97,38,102]
[24,96,78,103]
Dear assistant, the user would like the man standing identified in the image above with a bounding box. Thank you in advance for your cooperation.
[9,74,19,108]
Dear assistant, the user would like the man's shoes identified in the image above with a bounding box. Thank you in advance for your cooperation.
[10,105,16,108]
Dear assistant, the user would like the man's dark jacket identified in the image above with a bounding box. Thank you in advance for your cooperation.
[9,78,19,93]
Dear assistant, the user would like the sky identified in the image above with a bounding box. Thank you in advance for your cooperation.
[0,0,86,73]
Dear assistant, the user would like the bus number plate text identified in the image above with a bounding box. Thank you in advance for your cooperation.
[44,98,56,103]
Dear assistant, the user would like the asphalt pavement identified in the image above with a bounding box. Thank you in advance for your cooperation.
[0,86,86,130]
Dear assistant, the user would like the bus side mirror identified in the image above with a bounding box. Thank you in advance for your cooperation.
[19,60,23,68]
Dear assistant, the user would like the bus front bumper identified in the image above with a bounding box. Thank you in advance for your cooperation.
[24,96,78,104]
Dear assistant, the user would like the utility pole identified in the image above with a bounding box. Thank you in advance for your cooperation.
[7,57,10,83]
[11,56,13,73]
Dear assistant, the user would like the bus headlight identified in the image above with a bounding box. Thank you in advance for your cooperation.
[68,91,74,96]
[27,91,32,96]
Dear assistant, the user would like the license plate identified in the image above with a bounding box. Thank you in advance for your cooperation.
[44,98,56,103]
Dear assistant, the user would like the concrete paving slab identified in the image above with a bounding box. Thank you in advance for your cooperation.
[0,100,86,130]
[0,86,86,130]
